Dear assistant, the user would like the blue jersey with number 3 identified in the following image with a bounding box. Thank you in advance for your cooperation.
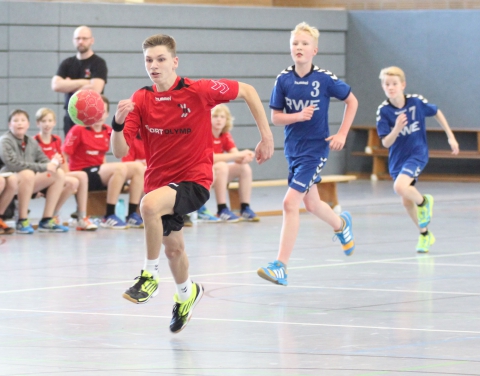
[376,94,438,175]
[270,65,351,158]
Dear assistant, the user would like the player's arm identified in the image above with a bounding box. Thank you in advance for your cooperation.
[271,106,316,127]
[434,109,459,155]
[325,92,358,151]
[111,99,135,158]
[213,148,254,164]
[381,113,407,148]
[236,82,274,164]
[51,75,91,93]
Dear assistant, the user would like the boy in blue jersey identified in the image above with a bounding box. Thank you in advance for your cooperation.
[376,66,459,253]
[257,22,358,286]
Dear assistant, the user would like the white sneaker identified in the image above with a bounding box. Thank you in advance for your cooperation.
[76,217,98,231]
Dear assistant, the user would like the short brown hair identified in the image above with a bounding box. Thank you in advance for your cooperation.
[8,109,29,123]
[142,34,176,57]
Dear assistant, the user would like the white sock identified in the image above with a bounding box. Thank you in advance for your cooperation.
[143,258,159,277]
[176,278,193,302]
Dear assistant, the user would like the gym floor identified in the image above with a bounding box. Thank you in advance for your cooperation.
[1,180,480,375]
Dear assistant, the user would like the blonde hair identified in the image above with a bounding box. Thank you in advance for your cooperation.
[35,108,56,122]
[212,104,234,134]
[142,34,176,57]
[291,22,320,45]
[379,66,406,83]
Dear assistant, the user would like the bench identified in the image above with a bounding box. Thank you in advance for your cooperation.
[86,185,131,217]
[349,125,480,182]
[228,175,357,216]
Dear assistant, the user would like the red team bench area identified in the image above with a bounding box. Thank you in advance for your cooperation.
[86,175,357,217]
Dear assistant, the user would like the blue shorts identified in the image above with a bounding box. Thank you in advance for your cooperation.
[391,157,427,182]
[286,155,328,193]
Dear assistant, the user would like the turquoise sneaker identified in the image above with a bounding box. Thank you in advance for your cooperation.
[257,260,288,286]
[38,218,69,232]
[334,211,355,256]
[16,219,34,234]
[197,205,220,223]
[416,231,435,253]
[417,194,434,229]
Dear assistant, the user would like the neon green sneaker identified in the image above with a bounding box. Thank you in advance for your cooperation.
[416,231,435,253]
[170,282,204,333]
[417,194,434,229]
[123,270,159,304]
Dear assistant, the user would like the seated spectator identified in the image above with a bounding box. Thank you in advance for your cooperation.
[0,109,69,234]
[34,108,97,231]
[62,95,145,229]
[210,104,259,222]
[0,172,18,234]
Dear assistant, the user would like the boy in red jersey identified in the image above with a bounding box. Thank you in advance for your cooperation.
[111,34,273,333]
[63,96,145,229]
[34,108,97,231]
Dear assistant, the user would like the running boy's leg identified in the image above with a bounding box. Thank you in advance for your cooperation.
[394,174,435,252]
[163,230,204,333]
[123,186,176,304]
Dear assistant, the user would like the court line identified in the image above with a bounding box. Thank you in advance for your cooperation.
[1,307,480,335]
[379,261,480,268]
[1,250,479,295]
[200,281,480,297]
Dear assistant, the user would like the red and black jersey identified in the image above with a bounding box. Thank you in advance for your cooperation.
[213,132,236,154]
[63,124,112,171]
[33,134,63,160]
[124,76,239,193]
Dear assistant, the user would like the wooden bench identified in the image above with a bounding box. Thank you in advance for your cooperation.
[349,125,480,182]
[228,175,357,216]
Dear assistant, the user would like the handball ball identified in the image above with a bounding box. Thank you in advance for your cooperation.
[68,89,105,126]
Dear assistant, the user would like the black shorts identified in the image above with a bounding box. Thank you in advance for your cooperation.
[82,165,107,191]
[162,181,209,236]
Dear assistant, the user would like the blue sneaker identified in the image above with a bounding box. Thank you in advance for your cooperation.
[101,214,127,229]
[197,205,220,223]
[126,212,144,228]
[240,206,260,222]
[38,218,69,232]
[16,219,34,234]
[334,211,355,256]
[417,194,433,229]
[257,260,288,286]
[217,207,240,223]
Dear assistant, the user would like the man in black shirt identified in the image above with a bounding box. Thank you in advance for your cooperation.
[51,26,108,136]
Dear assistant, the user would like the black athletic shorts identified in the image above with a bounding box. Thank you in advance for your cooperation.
[162,181,209,236]
[82,165,107,191]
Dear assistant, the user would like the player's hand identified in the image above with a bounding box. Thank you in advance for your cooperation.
[297,105,316,122]
[255,138,274,165]
[395,113,408,130]
[115,99,135,124]
[326,133,346,151]
[52,152,64,165]
[46,162,57,173]
[449,137,460,155]
[235,149,254,164]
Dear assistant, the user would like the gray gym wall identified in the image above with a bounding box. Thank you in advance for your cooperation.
[347,10,480,175]
[0,1,348,180]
